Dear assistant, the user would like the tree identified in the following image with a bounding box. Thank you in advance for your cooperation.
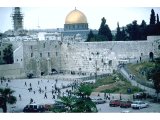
[115,22,127,41]
[98,17,112,41]
[59,96,75,112]
[121,27,128,40]
[157,14,159,23]
[147,10,160,36]
[139,20,147,40]
[115,22,121,41]
[150,9,156,25]
[147,58,160,101]
[86,30,94,42]
[0,88,17,112]
[72,84,97,112]
[126,20,140,40]
[58,84,97,113]
[3,44,13,64]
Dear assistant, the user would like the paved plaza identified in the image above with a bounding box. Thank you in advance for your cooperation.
[0,74,82,112]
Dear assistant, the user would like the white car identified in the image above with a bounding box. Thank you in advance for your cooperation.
[91,97,106,104]
[131,101,149,109]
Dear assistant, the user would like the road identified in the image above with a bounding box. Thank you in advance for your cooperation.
[96,99,160,113]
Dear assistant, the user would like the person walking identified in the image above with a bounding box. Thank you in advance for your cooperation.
[6,83,8,87]
[52,89,54,95]
[30,98,33,104]
[19,94,22,101]
[39,87,42,94]
[52,94,55,99]
[44,92,47,99]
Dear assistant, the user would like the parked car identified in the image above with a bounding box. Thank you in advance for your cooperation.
[131,101,149,109]
[120,100,132,108]
[133,92,149,99]
[23,104,45,113]
[91,97,106,104]
[109,100,121,107]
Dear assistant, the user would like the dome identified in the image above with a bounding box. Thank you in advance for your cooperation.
[65,9,87,24]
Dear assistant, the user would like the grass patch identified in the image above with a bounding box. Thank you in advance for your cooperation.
[89,72,143,94]
[127,61,155,81]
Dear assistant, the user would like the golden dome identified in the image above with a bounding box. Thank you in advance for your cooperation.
[65,9,87,24]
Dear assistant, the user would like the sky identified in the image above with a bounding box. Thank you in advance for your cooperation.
[0,0,160,32]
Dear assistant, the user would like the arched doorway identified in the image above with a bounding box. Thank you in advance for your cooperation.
[158,45,160,50]
[149,52,154,61]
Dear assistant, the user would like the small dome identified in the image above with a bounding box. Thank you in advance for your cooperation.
[65,8,87,24]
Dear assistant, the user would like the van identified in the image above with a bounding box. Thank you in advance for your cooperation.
[23,104,45,113]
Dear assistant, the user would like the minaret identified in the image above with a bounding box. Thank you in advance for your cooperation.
[11,7,23,31]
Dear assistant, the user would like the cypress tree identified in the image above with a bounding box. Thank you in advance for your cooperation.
[150,9,156,25]
[98,17,112,41]
[157,14,159,23]
[115,22,121,41]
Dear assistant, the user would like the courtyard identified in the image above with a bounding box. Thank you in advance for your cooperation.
[0,74,80,112]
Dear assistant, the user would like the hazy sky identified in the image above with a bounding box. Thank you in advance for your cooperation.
[0,0,160,32]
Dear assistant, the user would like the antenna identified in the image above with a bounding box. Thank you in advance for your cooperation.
[37,16,40,29]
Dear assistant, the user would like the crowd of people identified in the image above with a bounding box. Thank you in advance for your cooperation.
[21,79,81,104]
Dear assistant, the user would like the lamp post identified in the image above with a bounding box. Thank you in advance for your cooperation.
[95,60,97,81]
[95,52,99,81]
[47,58,51,75]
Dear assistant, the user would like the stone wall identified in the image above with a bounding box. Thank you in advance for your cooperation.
[12,35,160,77]
[60,42,117,75]
[0,63,24,78]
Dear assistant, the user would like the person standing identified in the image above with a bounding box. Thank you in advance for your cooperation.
[104,92,106,99]
[25,81,27,86]
[1,80,3,84]
[120,93,122,100]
